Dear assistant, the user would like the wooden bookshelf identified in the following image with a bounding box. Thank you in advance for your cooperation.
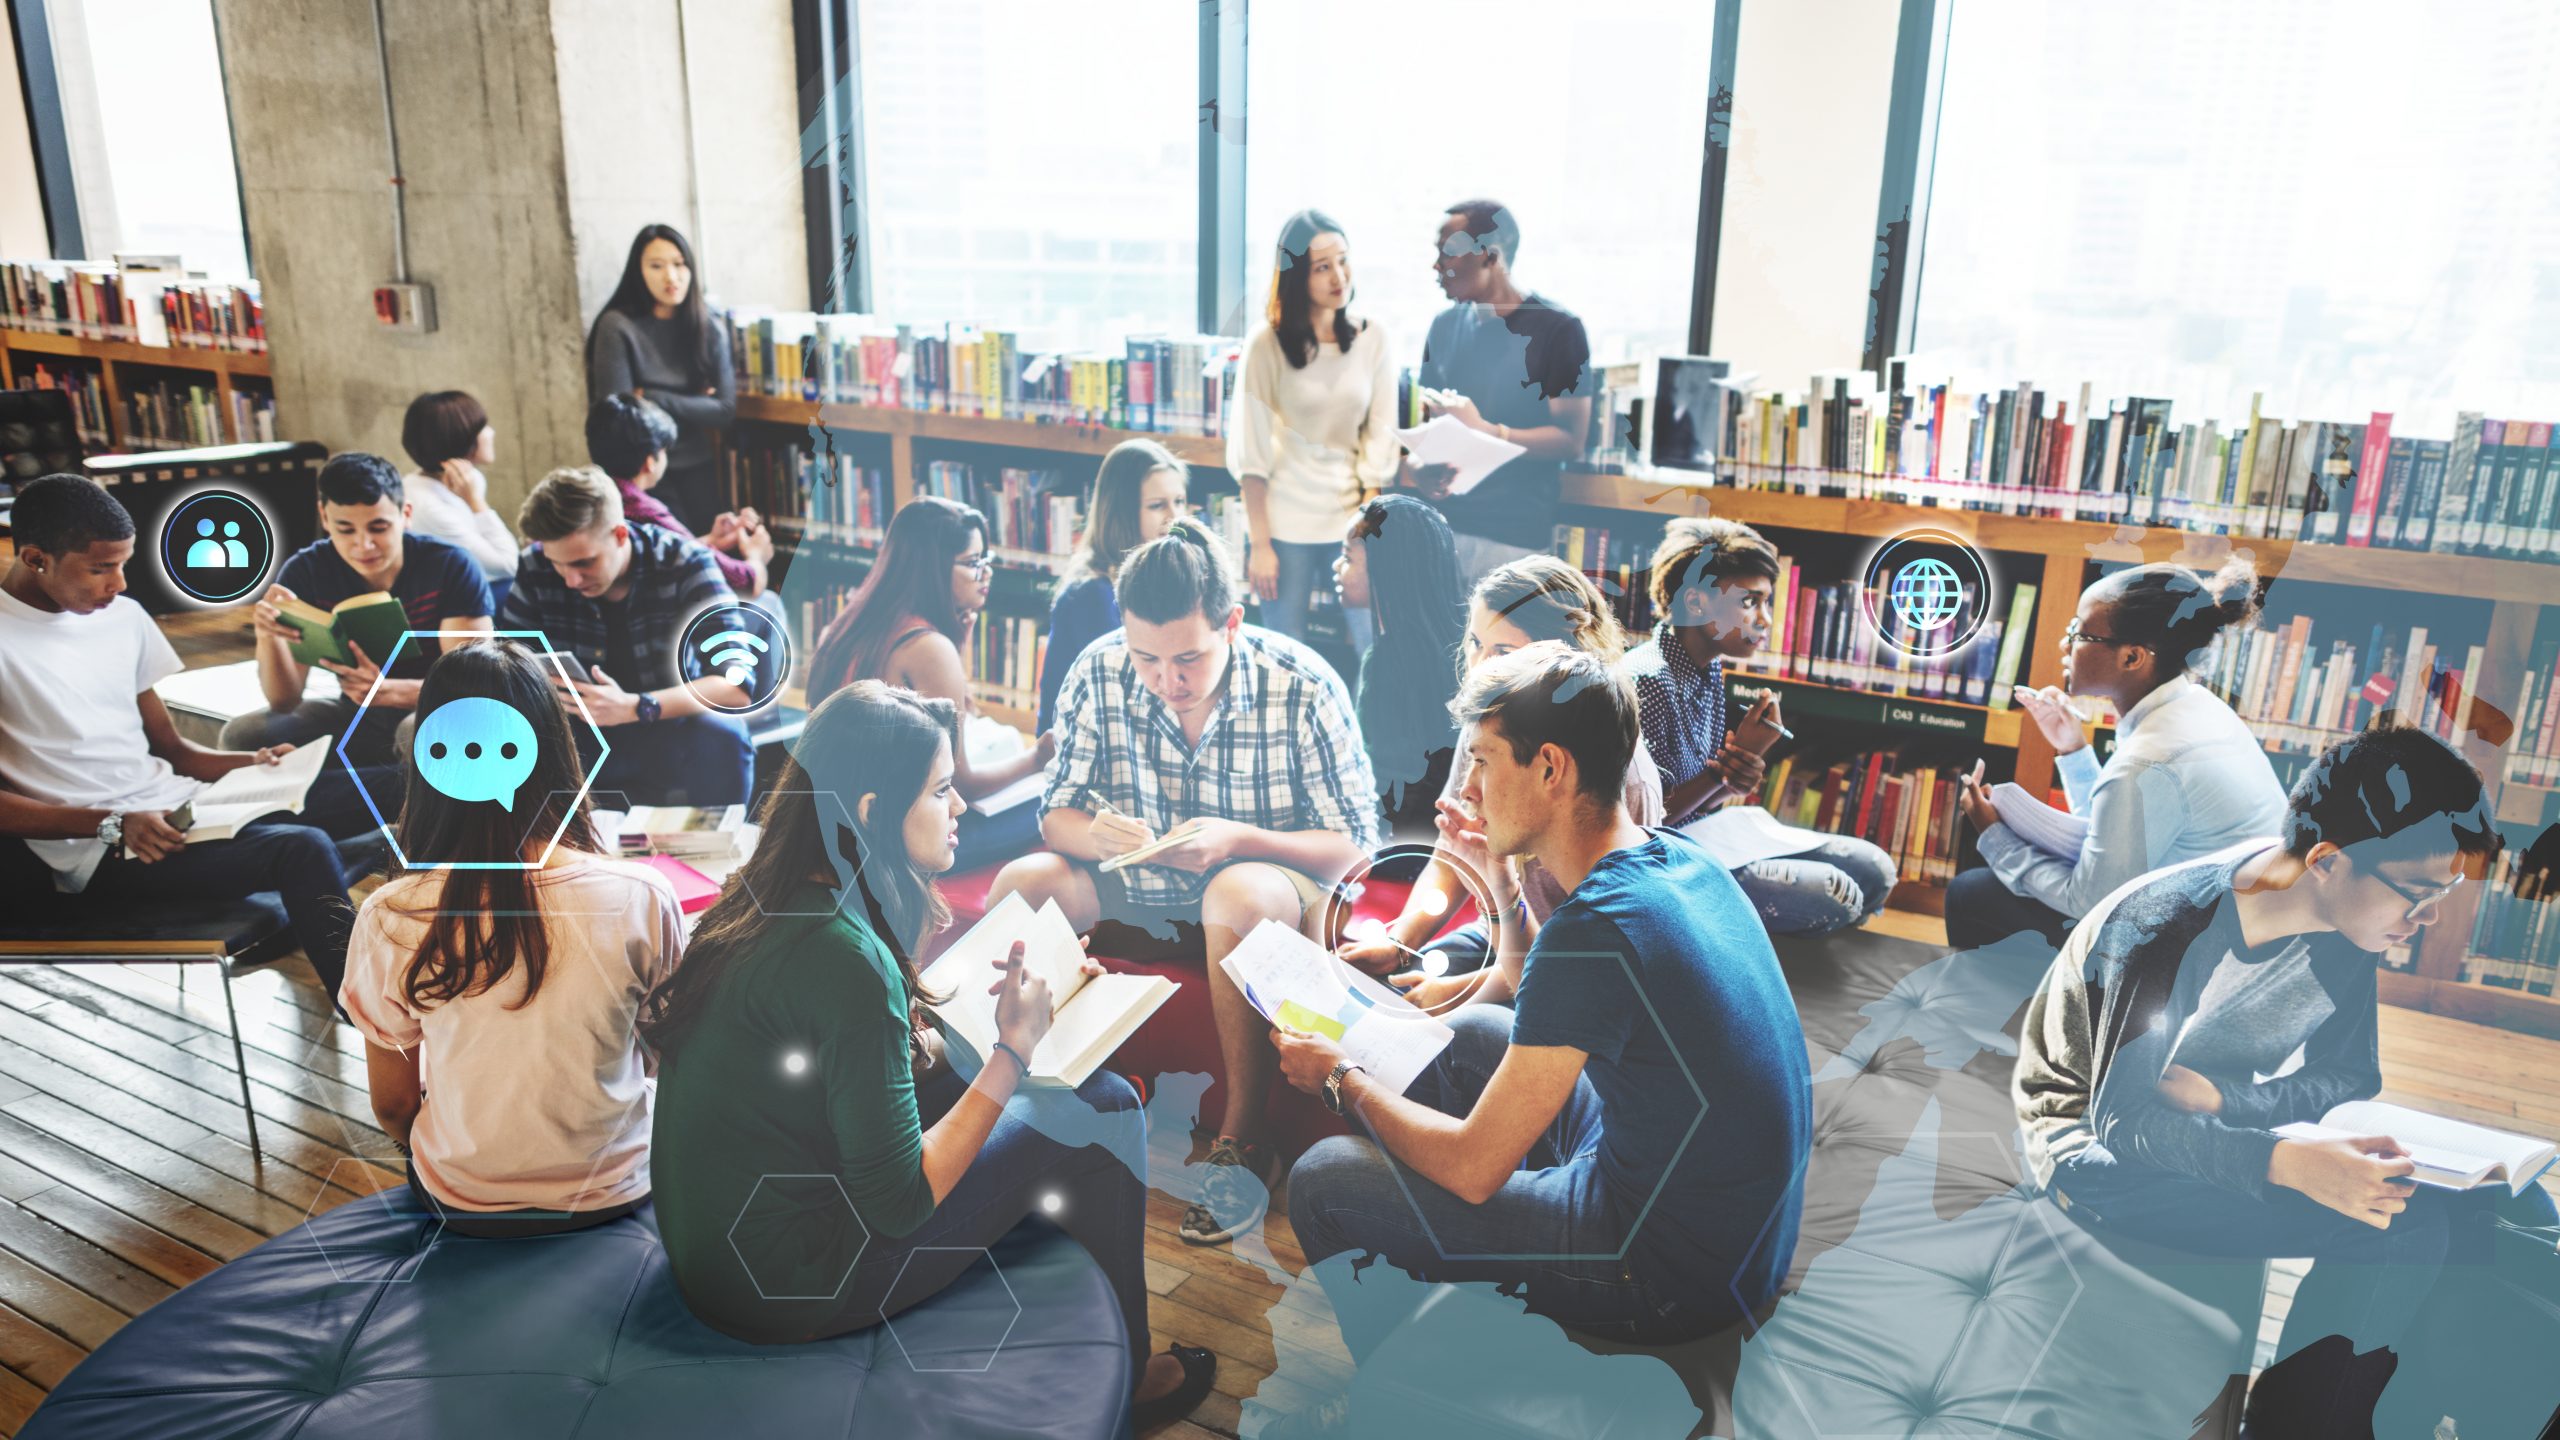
[733,393,1224,502]
[0,327,275,451]
[1562,465,2560,1035]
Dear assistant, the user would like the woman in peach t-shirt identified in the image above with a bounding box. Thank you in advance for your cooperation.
[341,639,686,1235]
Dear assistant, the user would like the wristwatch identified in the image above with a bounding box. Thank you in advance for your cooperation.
[95,812,124,854]
[633,690,662,724]
[1322,1059,1368,1116]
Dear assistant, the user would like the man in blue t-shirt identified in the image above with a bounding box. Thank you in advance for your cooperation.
[1278,643,1811,1361]
[1393,200,1597,580]
[233,453,494,765]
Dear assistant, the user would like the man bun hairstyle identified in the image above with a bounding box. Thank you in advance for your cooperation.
[12,473,134,557]
[2096,555,2261,673]
[316,452,406,509]
[1647,516,1780,619]
[2282,727,2498,865]
[517,465,625,544]
[1448,641,1638,807]
[1116,515,1239,626]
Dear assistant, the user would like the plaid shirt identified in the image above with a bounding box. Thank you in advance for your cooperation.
[1625,622,1727,819]
[1044,624,1381,907]
[498,522,735,694]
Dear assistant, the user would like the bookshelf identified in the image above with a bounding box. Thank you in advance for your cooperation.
[1565,464,2560,1037]
[0,329,276,452]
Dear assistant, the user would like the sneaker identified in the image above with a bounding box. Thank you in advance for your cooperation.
[1179,1135,1276,1246]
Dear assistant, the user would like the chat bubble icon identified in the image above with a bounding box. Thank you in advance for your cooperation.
[415,697,539,811]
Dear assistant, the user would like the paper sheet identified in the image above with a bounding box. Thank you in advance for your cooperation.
[1394,414,1527,498]
[1218,920,1453,1095]
[1680,803,1832,869]
[1991,782,2089,862]
[970,769,1048,817]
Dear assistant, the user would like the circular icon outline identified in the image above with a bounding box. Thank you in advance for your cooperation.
[1858,527,1994,660]
[1318,839,1509,1019]
[675,601,794,716]
[157,487,278,606]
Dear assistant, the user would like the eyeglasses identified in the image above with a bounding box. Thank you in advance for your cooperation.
[2061,617,2135,649]
[954,554,994,575]
[2369,866,2464,922]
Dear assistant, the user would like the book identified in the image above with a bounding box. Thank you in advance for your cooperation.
[640,853,721,915]
[969,769,1049,818]
[607,804,750,860]
[918,891,1177,1089]
[176,742,332,843]
[1217,919,1454,1096]
[2275,1101,2556,1195]
[274,592,408,670]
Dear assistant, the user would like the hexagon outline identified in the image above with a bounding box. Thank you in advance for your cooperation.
[878,1245,1021,1373]
[301,1155,443,1285]
[1356,948,1707,1263]
[727,1172,870,1300]
[736,788,868,917]
[339,630,609,871]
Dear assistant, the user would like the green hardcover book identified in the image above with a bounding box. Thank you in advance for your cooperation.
[275,591,407,669]
[1986,582,2039,710]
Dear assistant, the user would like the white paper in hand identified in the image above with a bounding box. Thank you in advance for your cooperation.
[1395,414,1526,497]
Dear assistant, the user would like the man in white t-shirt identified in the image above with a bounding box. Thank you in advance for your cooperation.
[0,475,393,1003]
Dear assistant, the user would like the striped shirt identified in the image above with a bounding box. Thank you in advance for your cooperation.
[1044,624,1382,907]
[498,522,735,692]
[1624,622,1727,822]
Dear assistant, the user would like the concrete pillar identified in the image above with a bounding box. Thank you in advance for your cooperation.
[214,0,806,520]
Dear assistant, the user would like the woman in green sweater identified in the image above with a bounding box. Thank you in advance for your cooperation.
[643,680,1214,1426]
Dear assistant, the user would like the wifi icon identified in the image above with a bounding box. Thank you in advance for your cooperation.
[697,628,771,686]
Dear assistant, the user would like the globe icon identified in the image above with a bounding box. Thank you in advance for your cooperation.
[1889,558,1965,631]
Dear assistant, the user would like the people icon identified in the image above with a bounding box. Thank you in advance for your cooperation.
[185,517,251,568]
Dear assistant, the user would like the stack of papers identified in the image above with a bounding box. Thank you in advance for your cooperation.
[1219,920,1455,1095]
[1394,414,1526,498]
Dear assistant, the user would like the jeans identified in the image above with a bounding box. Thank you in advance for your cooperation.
[952,798,1042,873]
[579,713,753,808]
[2052,1149,2560,1431]
[1286,1007,1704,1359]
[1418,919,1492,975]
[1262,538,1373,655]
[808,1066,1152,1388]
[1943,864,2073,952]
[1721,832,1899,936]
[221,695,404,768]
[0,764,395,1002]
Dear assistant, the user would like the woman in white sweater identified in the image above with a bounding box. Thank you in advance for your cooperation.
[1226,210,1398,653]
[398,390,520,581]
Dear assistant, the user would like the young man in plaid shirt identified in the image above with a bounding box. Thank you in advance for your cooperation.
[992,516,1380,1245]
[499,466,753,807]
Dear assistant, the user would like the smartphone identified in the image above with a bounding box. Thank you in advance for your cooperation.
[534,650,593,684]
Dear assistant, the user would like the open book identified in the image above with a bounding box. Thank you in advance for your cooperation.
[1991,781,2089,862]
[275,591,407,669]
[918,891,1176,1088]
[177,742,333,843]
[1218,920,1455,1095]
[2276,1100,2558,1195]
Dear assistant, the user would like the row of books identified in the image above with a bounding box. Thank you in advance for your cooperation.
[2463,851,2556,996]
[1594,361,2560,562]
[970,613,1046,710]
[20,362,110,449]
[2193,618,2495,760]
[121,377,275,450]
[2500,639,2560,790]
[916,460,1083,557]
[719,434,894,537]
[723,308,1242,438]
[1752,751,1963,886]
[0,259,266,351]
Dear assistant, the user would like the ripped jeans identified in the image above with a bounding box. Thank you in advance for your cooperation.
[1724,833,1899,936]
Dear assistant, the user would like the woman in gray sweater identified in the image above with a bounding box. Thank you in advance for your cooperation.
[585,224,735,532]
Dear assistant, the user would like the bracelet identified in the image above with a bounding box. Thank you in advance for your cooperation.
[990,1040,1031,1080]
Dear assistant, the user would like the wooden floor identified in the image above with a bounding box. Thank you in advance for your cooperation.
[0,608,2552,1436]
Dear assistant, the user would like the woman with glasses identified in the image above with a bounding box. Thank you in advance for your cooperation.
[1948,555,2287,952]
[811,497,1055,871]
[1627,517,1900,935]
[1037,439,1189,730]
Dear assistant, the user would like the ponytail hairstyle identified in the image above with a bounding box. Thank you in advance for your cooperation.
[1468,554,1628,679]
[2092,554,2261,675]
[1116,514,1241,625]
[640,680,954,1055]
[1266,209,1361,369]
[1065,439,1188,588]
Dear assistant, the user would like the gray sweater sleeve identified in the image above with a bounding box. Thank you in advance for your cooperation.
[644,323,735,431]
[2209,986,2381,1132]
[587,311,639,402]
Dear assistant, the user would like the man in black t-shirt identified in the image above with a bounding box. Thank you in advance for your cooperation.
[1397,200,1596,580]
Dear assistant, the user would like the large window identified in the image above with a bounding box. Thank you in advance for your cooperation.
[1912,0,2560,428]
[1244,0,1716,363]
[857,0,1197,351]
[48,0,250,276]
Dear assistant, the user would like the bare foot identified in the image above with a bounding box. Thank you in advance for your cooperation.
[1135,1350,1187,1403]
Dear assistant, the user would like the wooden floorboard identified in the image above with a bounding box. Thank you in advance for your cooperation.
[0,878,2551,1435]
